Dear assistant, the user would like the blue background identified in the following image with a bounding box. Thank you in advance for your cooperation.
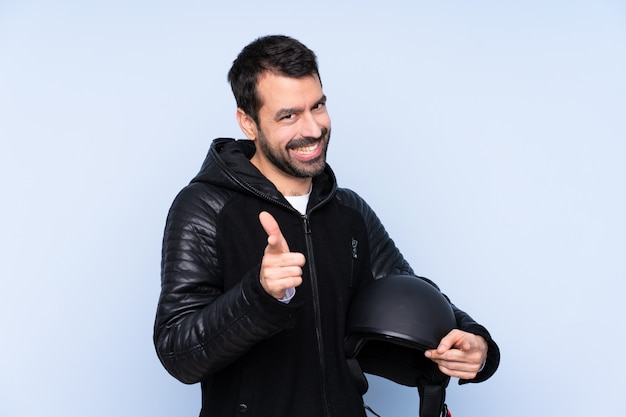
[1,1,625,416]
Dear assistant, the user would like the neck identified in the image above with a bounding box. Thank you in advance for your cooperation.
[281,181,312,197]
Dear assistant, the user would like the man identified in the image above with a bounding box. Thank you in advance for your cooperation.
[154,35,499,417]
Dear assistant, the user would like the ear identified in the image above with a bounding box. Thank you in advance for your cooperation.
[236,108,258,140]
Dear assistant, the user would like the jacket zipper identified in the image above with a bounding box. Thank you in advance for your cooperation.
[223,163,335,415]
[217,149,334,417]
[302,215,332,417]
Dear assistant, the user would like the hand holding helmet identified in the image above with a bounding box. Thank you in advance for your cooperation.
[425,329,488,380]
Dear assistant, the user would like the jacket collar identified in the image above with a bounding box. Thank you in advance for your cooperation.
[192,138,337,211]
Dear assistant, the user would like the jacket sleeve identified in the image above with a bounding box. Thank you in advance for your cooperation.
[153,184,301,384]
[341,189,500,383]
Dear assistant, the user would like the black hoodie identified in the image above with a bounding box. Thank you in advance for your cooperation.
[154,138,499,417]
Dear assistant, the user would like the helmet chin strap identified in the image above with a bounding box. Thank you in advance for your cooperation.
[347,357,450,417]
[346,357,369,395]
[417,379,450,417]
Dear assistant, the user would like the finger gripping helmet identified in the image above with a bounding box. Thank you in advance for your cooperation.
[345,275,457,417]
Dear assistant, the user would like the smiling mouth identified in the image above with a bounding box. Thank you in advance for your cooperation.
[292,142,320,155]
[287,128,329,158]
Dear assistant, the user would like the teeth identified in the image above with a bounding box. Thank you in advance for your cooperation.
[293,143,318,154]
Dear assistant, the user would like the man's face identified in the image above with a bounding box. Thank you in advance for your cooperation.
[252,73,331,179]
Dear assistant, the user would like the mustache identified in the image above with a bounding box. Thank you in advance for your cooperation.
[286,127,330,149]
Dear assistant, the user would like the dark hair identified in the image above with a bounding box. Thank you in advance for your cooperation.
[227,35,321,124]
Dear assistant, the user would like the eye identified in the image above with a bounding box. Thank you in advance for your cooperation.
[312,98,327,112]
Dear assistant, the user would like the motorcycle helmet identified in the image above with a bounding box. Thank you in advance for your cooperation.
[345,274,457,417]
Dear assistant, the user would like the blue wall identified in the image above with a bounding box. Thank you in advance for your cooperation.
[1,1,625,416]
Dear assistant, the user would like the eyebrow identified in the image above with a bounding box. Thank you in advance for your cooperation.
[274,95,327,121]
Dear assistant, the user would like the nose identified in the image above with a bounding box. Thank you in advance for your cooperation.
[299,111,324,139]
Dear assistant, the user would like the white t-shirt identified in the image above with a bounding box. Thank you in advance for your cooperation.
[284,192,310,215]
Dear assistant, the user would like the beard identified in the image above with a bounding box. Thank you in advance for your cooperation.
[256,127,331,178]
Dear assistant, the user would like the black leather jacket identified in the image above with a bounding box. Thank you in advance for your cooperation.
[154,138,499,417]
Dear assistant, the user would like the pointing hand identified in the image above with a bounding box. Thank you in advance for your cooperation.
[259,211,305,299]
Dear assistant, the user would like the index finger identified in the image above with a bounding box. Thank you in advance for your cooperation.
[259,211,290,253]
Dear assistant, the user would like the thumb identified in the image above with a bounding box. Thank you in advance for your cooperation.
[436,329,464,353]
[259,211,290,254]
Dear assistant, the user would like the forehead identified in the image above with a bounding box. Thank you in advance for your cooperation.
[256,73,323,113]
